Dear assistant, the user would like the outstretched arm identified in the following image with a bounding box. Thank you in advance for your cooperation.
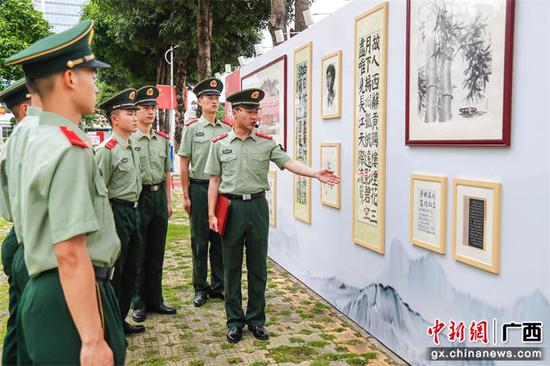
[282,160,341,185]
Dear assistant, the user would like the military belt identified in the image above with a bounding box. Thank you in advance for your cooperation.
[224,192,265,201]
[42,266,115,282]
[142,182,163,192]
[190,178,209,185]
[110,198,139,208]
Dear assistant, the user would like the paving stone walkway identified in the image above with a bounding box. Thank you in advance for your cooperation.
[0,187,405,366]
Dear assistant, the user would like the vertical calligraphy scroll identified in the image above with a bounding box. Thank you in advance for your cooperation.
[353,3,388,253]
[293,42,313,224]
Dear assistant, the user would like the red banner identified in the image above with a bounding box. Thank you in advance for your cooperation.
[224,70,240,121]
[156,84,177,110]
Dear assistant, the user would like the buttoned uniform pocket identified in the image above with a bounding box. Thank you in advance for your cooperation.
[117,161,131,172]
[193,136,211,155]
[220,154,238,176]
[154,149,167,174]
[250,153,270,175]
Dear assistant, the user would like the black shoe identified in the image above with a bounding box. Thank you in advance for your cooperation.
[193,293,208,307]
[226,327,243,343]
[209,291,225,300]
[123,321,145,334]
[248,325,269,340]
[132,308,146,323]
[147,304,177,315]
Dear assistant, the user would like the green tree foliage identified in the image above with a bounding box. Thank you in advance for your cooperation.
[0,0,51,81]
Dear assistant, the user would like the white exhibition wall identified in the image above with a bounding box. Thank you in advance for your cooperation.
[239,0,550,364]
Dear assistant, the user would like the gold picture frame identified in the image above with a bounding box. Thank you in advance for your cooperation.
[321,50,342,119]
[410,174,447,254]
[320,142,341,208]
[267,170,277,227]
[352,2,388,254]
[452,178,501,274]
[293,41,313,224]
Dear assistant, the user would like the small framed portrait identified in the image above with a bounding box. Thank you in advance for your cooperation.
[267,170,277,227]
[320,142,341,208]
[410,174,447,254]
[321,50,342,119]
[452,179,501,273]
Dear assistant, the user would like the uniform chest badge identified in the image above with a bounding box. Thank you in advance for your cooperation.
[222,149,232,154]
[121,158,129,163]
[196,132,205,137]
[134,147,141,151]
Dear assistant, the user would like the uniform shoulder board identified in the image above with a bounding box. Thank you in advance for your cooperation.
[222,118,233,127]
[59,126,89,149]
[105,138,118,150]
[155,130,170,139]
[255,132,272,140]
[185,118,198,126]
[212,133,228,142]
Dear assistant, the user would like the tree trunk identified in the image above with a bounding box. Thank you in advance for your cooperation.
[174,53,189,152]
[294,0,310,33]
[197,0,212,80]
[269,0,287,46]
[438,57,453,122]
[424,35,439,123]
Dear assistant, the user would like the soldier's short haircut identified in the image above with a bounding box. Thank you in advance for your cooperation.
[108,108,122,124]
[26,72,61,100]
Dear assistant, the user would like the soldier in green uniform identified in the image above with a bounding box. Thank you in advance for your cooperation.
[0,79,38,365]
[205,89,340,343]
[96,88,146,335]
[1,20,126,364]
[132,85,176,322]
[178,78,231,307]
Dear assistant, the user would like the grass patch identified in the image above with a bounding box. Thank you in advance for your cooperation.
[288,336,306,344]
[268,345,316,363]
[307,340,330,348]
[189,360,204,366]
[299,328,313,335]
[226,356,243,364]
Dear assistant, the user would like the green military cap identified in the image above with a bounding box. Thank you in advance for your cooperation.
[3,19,109,79]
[98,88,139,113]
[226,88,265,109]
[135,85,159,106]
[0,79,30,111]
[193,78,223,97]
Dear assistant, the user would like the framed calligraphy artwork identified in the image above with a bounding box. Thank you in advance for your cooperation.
[267,170,277,227]
[353,3,388,253]
[293,42,313,224]
[452,179,501,273]
[320,142,341,208]
[241,55,288,150]
[406,0,515,146]
[410,174,447,254]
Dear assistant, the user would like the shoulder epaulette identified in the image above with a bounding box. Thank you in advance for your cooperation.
[59,126,89,149]
[185,118,198,126]
[222,118,233,127]
[105,138,118,150]
[255,132,272,140]
[155,130,170,139]
[212,133,228,142]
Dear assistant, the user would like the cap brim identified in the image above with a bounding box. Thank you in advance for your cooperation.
[136,101,158,106]
[78,59,111,70]
[200,91,221,97]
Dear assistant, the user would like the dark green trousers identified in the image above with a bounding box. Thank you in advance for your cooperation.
[222,196,269,329]
[111,202,141,321]
[2,228,20,366]
[13,245,31,366]
[189,182,223,296]
[18,271,126,365]
[133,184,168,309]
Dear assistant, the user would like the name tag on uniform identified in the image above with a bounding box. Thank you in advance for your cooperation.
[222,149,232,154]
[196,132,205,137]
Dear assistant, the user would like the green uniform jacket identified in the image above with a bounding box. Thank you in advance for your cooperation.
[133,128,172,184]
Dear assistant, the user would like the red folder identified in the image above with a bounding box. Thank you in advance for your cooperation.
[215,194,231,235]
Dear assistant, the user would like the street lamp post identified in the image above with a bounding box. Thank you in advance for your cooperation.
[164,45,179,173]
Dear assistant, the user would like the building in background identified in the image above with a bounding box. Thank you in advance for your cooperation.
[32,0,88,33]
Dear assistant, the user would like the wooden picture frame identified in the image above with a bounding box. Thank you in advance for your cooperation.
[410,174,447,254]
[405,0,515,146]
[241,55,288,150]
[452,179,501,273]
[352,3,388,254]
[293,42,313,224]
[321,50,342,119]
[267,170,277,227]
[320,142,341,208]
